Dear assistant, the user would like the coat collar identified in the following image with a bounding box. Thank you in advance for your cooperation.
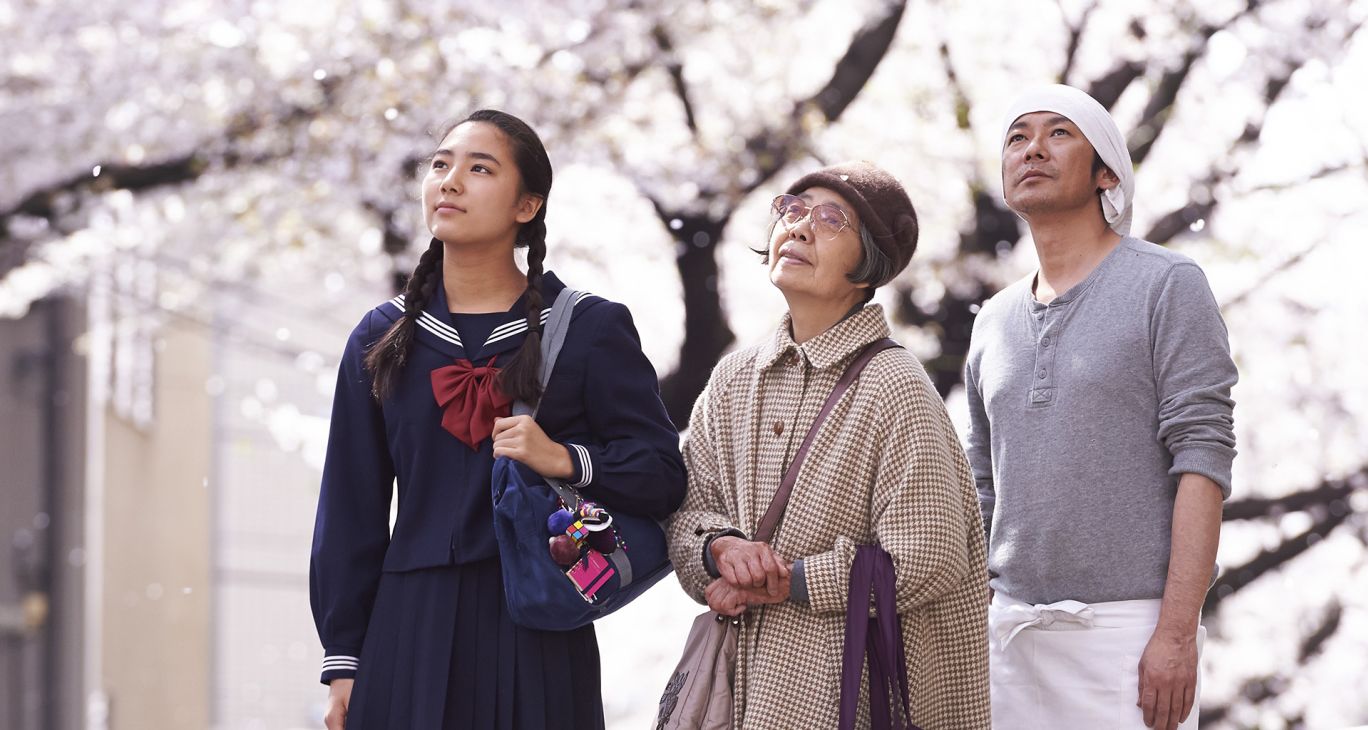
[755,304,892,372]
[379,271,579,362]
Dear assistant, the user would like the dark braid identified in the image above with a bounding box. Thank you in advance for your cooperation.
[499,214,548,405]
[364,237,444,400]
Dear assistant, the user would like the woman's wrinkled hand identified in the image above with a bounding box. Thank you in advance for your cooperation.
[705,576,792,616]
[710,536,790,598]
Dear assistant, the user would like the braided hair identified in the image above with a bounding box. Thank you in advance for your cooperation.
[364,109,553,405]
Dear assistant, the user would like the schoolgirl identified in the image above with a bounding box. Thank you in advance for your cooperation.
[310,109,686,729]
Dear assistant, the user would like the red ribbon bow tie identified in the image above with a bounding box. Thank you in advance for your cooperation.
[430,357,512,449]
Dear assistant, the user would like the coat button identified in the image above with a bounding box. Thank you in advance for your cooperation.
[773,421,785,436]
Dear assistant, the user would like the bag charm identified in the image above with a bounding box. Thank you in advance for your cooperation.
[491,287,674,630]
[546,502,625,601]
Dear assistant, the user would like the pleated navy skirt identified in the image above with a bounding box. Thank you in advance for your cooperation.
[345,557,605,730]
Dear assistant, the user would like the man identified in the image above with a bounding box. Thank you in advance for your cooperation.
[964,84,1237,730]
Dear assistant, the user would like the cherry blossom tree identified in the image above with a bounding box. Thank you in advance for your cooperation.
[3,0,1367,725]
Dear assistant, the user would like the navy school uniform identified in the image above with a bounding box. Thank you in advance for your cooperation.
[310,271,686,729]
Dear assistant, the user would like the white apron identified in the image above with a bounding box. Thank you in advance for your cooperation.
[988,591,1205,729]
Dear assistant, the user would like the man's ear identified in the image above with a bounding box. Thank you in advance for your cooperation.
[1096,166,1121,192]
[516,193,544,224]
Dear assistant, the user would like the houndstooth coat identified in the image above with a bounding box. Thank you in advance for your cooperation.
[666,305,991,729]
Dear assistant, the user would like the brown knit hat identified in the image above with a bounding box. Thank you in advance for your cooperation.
[784,161,919,286]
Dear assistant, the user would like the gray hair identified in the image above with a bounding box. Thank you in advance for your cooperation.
[846,224,894,301]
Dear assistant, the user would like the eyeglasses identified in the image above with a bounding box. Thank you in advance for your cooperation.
[770,194,851,240]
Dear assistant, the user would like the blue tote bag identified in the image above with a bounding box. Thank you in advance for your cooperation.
[491,288,673,631]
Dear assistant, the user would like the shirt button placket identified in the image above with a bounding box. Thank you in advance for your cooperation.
[1031,313,1058,407]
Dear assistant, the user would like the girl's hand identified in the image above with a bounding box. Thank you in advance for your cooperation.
[492,415,575,480]
[324,678,353,730]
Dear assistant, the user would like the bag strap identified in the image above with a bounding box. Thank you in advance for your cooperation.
[511,287,584,512]
[839,546,914,730]
[512,288,638,588]
[753,337,900,543]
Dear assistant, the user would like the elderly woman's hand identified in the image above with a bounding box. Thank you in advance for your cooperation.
[705,579,750,616]
[710,536,790,596]
[706,577,791,616]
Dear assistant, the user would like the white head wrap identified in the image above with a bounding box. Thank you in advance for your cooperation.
[1000,84,1134,236]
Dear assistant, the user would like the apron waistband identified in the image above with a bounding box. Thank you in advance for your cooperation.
[991,591,1163,648]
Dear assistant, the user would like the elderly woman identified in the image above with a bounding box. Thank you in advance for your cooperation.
[666,162,990,729]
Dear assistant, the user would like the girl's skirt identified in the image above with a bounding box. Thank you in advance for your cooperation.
[346,556,605,729]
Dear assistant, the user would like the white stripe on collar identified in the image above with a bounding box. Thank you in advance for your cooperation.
[389,296,463,347]
[484,291,594,345]
[390,291,593,350]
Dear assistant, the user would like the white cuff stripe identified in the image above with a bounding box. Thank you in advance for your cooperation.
[570,444,593,487]
[322,656,359,672]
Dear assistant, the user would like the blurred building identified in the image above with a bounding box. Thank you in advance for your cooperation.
[1,281,213,730]
[1,296,89,730]
[0,258,367,730]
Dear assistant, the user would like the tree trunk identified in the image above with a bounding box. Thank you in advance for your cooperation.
[659,215,733,427]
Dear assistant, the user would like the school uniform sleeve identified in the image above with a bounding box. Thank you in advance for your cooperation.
[309,311,395,684]
[963,342,995,540]
[1151,262,1238,498]
[666,360,747,605]
[801,366,978,616]
[561,302,686,520]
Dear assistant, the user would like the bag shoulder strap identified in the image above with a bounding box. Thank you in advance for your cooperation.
[514,287,639,588]
[753,337,901,543]
[839,546,915,730]
[511,288,584,509]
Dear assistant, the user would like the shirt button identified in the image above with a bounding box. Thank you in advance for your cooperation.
[1041,337,1051,347]
[773,421,785,436]
[1038,369,1047,379]
[787,352,800,366]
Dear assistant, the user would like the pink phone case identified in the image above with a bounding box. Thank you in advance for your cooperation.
[565,549,615,602]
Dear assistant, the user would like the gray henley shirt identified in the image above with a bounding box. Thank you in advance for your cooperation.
[964,237,1237,605]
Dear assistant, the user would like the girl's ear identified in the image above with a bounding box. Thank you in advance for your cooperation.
[516,193,544,224]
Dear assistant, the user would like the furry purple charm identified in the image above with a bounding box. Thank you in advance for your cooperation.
[547,508,575,536]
